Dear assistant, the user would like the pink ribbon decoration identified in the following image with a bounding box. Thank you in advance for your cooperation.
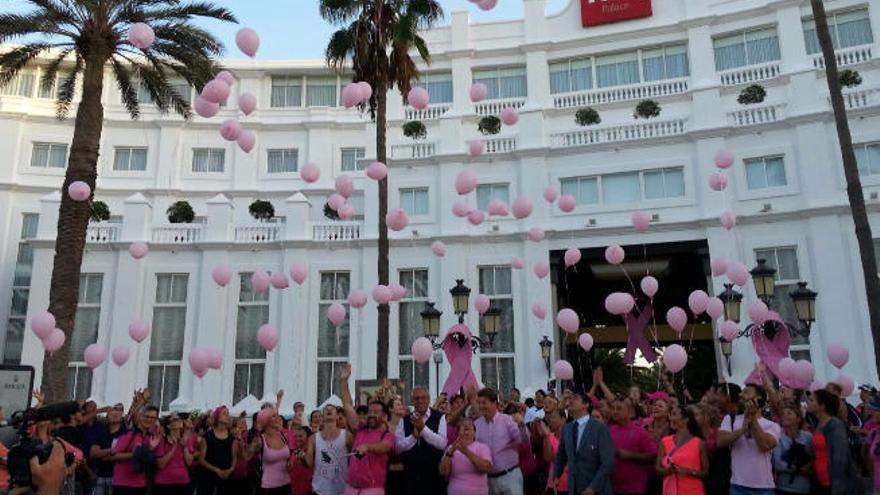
[745,311,796,386]
[623,301,657,365]
[442,323,479,397]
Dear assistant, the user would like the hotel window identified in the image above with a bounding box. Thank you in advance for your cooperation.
[714,28,781,71]
[803,8,873,54]
[2,214,38,364]
[192,148,225,173]
[267,148,299,174]
[754,247,809,353]
[644,168,686,199]
[399,188,429,216]
[38,70,72,100]
[560,177,600,205]
[415,72,453,104]
[642,45,690,82]
[132,80,192,105]
[317,271,350,405]
[560,167,686,206]
[307,77,338,107]
[0,69,35,97]
[271,76,303,108]
[478,266,514,392]
[340,147,366,172]
[855,142,880,177]
[476,184,510,212]
[30,143,68,169]
[67,273,103,401]
[472,67,527,100]
[148,273,189,412]
[550,44,689,94]
[113,147,148,172]
[602,172,641,205]
[550,59,593,94]
[745,156,787,190]
[234,273,269,404]
[398,269,429,401]
[596,51,640,88]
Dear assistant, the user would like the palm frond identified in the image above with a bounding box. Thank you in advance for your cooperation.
[39,47,74,96]
[151,23,223,57]
[0,13,72,43]
[116,2,236,25]
[319,0,363,25]
[111,56,140,119]
[405,0,443,27]
[0,43,53,86]
[326,26,355,70]
[55,52,81,118]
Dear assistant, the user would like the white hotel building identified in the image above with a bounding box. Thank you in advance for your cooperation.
[1,0,880,411]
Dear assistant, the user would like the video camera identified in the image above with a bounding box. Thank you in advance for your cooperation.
[6,400,80,488]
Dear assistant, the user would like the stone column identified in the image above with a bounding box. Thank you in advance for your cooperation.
[282,192,312,241]
[205,194,233,242]
[120,193,152,242]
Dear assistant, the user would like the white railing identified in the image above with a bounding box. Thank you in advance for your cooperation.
[837,87,880,110]
[405,103,451,121]
[719,62,781,86]
[726,103,786,127]
[552,78,689,108]
[234,224,281,243]
[312,221,363,241]
[475,97,526,116]
[550,119,687,148]
[390,141,436,159]
[812,44,874,69]
[86,223,120,243]
[484,136,517,154]
[152,224,203,244]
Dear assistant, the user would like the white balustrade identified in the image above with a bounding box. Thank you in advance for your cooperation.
[484,136,518,154]
[234,224,281,243]
[726,104,786,127]
[152,224,204,243]
[312,221,363,241]
[550,119,687,148]
[552,78,689,109]
[834,88,880,110]
[812,45,874,69]
[474,97,526,116]
[390,141,436,159]
[719,62,781,86]
[405,103,451,121]
[85,223,120,243]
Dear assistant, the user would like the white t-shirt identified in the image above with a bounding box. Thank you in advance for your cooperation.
[720,414,781,489]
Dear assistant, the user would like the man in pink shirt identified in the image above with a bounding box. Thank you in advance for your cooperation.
[473,388,530,495]
[608,399,657,495]
[110,405,159,495]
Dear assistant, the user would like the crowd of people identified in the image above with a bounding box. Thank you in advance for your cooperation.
[2,362,880,495]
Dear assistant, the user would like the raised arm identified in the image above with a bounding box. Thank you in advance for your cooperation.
[339,364,359,432]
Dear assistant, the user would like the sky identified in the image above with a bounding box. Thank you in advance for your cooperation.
[6,0,570,60]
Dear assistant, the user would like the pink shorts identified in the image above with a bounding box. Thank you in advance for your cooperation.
[343,485,384,495]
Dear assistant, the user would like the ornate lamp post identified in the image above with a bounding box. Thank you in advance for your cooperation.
[718,283,743,323]
[420,302,442,345]
[450,279,471,324]
[718,336,733,376]
[750,259,777,304]
[420,280,495,353]
[539,336,553,377]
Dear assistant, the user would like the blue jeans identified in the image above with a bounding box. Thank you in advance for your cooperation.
[730,485,775,495]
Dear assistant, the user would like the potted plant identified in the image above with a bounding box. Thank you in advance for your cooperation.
[166,201,195,224]
[737,84,767,105]
[634,99,661,119]
[90,201,110,223]
[323,202,340,220]
[575,107,601,126]
[402,120,427,140]
[248,199,275,221]
[839,69,862,88]
[477,115,502,135]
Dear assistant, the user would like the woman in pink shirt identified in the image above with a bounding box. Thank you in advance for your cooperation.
[540,411,569,495]
[154,412,194,495]
[247,406,292,495]
[439,417,493,495]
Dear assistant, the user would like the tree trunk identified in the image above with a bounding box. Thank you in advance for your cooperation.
[41,57,106,403]
[810,0,880,378]
[376,62,390,380]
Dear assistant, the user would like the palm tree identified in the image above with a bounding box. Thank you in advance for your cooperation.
[809,0,880,374]
[1,0,236,403]
[320,0,442,379]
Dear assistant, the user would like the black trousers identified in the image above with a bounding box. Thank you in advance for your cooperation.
[256,485,291,495]
[154,484,191,495]
[195,470,227,495]
[111,487,145,495]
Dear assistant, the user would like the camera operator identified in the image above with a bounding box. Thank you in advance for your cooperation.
[8,418,69,495]
[109,405,160,495]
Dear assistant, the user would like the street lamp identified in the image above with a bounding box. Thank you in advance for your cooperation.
[539,336,553,377]
[420,302,442,344]
[481,306,501,347]
[718,283,743,323]
[450,279,471,322]
[731,260,818,341]
[718,336,733,376]
[421,280,495,353]
[432,349,443,395]
[750,259,777,303]
[790,281,818,330]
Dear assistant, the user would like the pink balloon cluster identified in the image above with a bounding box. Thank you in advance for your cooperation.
[342,82,373,108]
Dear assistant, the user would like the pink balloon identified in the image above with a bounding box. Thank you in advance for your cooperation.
[552,360,574,380]
[128,320,150,343]
[188,348,209,374]
[372,285,391,305]
[389,283,408,301]
[237,129,256,153]
[201,79,230,104]
[347,289,368,309]
[431,240,446,257]
[640,276,659,298]
[452,201,471,218]
[666,307,688,333]
[357,81,372,102]
[714,149,735,169]
[327,193,346,211]
[300,162,321,183]
[604,245,625,265]
[474,294,491,315]
[335,174,355,199]
[207,348,222,369]
[327,303,347,327]
[128,241,149,259]
[778,357,796,380]
[31,311,56,339]
[826,344,849,369]
[835,373,854,397]
[219,119,242,141]
[469,83,488,103]
[468,140,485,157]
[212,263,232,287]
[289,263,308,285]
[688,290,710,315]
[338,204,355,220]
[127,23,155,50]
[500,107,519,126]
[386,208,409,231]
[467,210,484,226]
[215,70,235,86]
[366,161,387,180]
[527,227,545,242]
[83,343,106,369]
[270,273,289,290]
[534,260,550,279]
[487,199,509,216]
[511,257,525,270]
[727,262,749,287]
[68,181,91,202]
[605,292,635,316]
[706,297,724,319]
[564,248,581,268]
[747,301,769,324]
[111,345,130,367]
[257,324,279,352]
[235,27,260,58]
[456,170,478,195]
[720,210,737,230]
[631,210,651,233]
[407,87,430,110]
[664,344,688,373]
[793,360,814,387]
[543,186,558,203]
[531,302,546,320]
[342,83,361,108]
[720,320,738,341]
[578,333,594,352]
[511,196,533,219]
[477,0,498,11]
[251,270,270,293]
[194,96,220,118]
[411,337,434,364]
[557,308,580,334]
[708,172,728,192]
[238,92,257,115]
[711,258,728,277]
[558,194,576,213]
[42,328,65,353]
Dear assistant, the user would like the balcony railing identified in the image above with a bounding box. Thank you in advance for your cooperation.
[312,221,363,241]
[484,136,518,154]
[836,87,880,110]
[550,118,687,148]
[390,141,436,159]
[152,224,204,243]
[475,97,526,116]
[719,62,781,86]
[234,224,281,243]
[405,103,451,121]
[727,103,786,127]
[812,44,874,69]
[552,78,689,109]
[86,223,120,243]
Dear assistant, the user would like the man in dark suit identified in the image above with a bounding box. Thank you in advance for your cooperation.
[552,392,615,495]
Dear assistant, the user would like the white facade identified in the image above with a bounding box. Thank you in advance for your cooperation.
[2,0,880,411]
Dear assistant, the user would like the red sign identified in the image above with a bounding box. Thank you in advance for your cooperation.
[580,0,652,27]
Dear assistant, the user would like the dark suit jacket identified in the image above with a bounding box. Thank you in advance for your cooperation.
[553,417,615,495]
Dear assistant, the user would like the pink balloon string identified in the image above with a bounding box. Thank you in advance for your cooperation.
[623,301,657,365]
[441,326,479,397]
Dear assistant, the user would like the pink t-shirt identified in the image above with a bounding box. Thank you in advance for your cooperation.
[546,433,568,492]
[346,428,395,489]
[610,422,657,494]
[261,431,292,489]
[448,441,491,495]
[721,415,781,489]
[154,438,190,485]
[111,430,148,488]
